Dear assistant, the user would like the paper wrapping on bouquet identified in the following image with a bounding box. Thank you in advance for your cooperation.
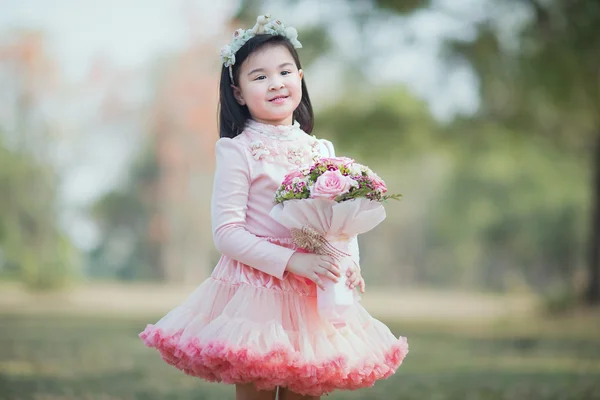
[269,198,386,323]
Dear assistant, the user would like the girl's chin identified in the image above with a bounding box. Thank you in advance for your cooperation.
[254,110,294,121]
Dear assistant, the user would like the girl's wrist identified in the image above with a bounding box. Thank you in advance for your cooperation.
[285,251,298,271]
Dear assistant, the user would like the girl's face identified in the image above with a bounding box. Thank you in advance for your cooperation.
[232,45,304,126]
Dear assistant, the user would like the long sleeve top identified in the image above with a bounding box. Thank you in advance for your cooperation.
[211,119,359,280]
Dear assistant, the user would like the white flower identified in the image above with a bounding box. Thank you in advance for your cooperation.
[220,45,235,67]
[253,15,271,34]
[284,27,302,48]
[264,24,277,35]
[349,164,363,176]
[232,29,245,39]
[220,15,302,68]
[285,26,297,39]
[242,30,254,41]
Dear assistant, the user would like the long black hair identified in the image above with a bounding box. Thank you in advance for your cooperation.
[218,34,314,138]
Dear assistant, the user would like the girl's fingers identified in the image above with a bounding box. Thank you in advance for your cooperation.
[347,273,358,288]
[320,256,341,270]
[320,260,341,278]
[359,278,366,293]
[320,268,340,283]
[312,273,325,291]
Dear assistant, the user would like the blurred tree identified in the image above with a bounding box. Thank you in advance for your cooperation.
[430,120,587,290]
[317,86,438,160]
[0,137,78,289]
[147,42,219,283]
[0,31,78,289]
[438,0,600,303]
[88,35,220,283]
[225,0,592,293]
[363,0,599,302]
[89,143,162,281]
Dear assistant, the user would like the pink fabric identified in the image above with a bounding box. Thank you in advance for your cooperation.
[211,120,336,279]
[269,198,387,322]
[140,120,408,396]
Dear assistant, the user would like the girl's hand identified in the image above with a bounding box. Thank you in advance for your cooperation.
[346,261,365,293]
[285,252,341,290]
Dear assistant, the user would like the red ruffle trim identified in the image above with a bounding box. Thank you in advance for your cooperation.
[139,325,408,396]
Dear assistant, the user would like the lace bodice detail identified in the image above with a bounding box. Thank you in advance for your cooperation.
[245,120,303,141]
[241,120,326,167]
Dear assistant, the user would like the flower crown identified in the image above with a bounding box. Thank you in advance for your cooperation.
[220,14,302,83]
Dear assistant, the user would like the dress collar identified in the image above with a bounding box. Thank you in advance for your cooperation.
[244,119,303,141]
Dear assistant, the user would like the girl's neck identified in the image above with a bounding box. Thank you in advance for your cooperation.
[251,115,294,126]
[245,119,302,140]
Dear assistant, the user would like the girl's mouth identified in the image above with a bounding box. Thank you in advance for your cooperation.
[269,95,289,103]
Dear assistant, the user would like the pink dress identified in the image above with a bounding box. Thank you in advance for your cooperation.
[139,120,408,396]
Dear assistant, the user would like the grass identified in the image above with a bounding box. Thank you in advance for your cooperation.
[0,311,599,400]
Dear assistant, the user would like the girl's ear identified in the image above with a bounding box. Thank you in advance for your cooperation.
[231,85,246,106]
[299,69,303,80]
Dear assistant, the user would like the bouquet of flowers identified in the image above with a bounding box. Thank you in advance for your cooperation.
[269,156,401,323]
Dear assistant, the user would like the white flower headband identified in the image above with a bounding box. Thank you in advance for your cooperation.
[220,14,302,84]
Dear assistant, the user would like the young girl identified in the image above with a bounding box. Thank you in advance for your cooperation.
[140,14,408,400]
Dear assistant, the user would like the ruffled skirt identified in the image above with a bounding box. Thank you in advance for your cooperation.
[139,238,408,396]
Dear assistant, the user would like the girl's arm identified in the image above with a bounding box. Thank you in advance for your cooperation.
[211,138,296,280]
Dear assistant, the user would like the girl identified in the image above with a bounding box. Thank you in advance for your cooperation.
[140,14,408,400]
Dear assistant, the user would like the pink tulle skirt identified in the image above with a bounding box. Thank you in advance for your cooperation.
[139,238,408,396]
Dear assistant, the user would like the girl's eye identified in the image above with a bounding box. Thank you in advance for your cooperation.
[281,70,291,76]
[254,75,266,81]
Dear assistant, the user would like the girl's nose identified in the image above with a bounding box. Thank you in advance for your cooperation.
[269,80,284,90]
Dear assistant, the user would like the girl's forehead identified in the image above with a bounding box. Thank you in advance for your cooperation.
[243,45,295,69]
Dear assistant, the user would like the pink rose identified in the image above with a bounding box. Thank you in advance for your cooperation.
[282,170,304,186]
[370,173,387,193]
[310,170,356,200]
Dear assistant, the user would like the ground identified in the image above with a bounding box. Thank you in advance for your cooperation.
[0,283,599,399]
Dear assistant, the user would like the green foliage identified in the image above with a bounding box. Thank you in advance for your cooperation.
[314,81,588,291]
[294,26,332,67]
[374,0,431,14]
[0,138,78,290]
[438,0,600,302]
[445,0,600,145]
[352,0,598,297]
[317,86,438,161]
[427,122,588,290]
[88,142,161,281]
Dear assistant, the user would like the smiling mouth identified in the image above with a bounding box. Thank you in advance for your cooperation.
[269,95,289,102]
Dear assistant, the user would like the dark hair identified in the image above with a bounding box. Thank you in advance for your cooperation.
[218,34,314,138]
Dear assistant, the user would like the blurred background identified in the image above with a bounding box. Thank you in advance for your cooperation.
[1,0,599,399]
